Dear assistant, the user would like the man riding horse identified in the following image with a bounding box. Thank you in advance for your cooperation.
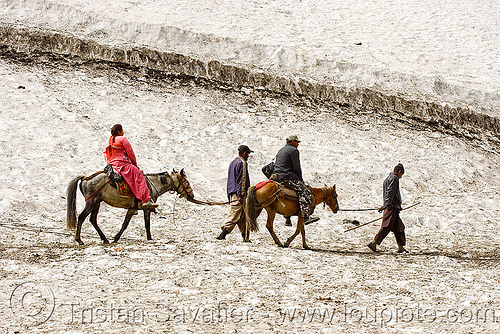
[270,135,319,225]
[245,135,338,248]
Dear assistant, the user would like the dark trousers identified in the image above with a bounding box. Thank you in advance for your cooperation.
[374,208,406,246]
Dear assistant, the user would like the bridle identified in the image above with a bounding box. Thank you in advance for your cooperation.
[170,172,193,199]
[321,186,339,212]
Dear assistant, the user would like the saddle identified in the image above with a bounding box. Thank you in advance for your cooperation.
[276,183,300,201]
[255,180,298,201]
[255,180,315,213]
[104,165,134,197]
[256,178,303,199]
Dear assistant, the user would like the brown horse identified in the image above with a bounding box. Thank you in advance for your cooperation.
[246,181,339,249]
[67,169,194,245]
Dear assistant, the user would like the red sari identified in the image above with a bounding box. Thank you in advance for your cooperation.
[104,136,151,203]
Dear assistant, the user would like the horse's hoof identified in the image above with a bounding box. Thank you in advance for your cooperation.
[282,243,289,248]
[75,239,84,245]
[303,245,311,250]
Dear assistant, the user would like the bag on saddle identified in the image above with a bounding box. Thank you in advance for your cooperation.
[104,164,123,182]
[262,161,275,179]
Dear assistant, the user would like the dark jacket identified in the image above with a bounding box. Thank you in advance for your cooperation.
[274,144,303,181]
[227,157,250,199]
[383,172,402,210]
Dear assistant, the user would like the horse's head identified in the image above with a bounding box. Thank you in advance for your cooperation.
[171,168,194,200]
[323,184,339,214]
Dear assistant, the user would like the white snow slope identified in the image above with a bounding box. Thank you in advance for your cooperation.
[1,0,499,113]
[1,1,500,333]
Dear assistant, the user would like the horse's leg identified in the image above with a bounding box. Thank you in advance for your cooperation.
[298,217,309,250]
[113,209,136,243]
[144,210,152,240]
[242,229,250,242]
[75,201,94,245]
[265,209,282,247]
[89,202,109,244]
[284,215,304,248]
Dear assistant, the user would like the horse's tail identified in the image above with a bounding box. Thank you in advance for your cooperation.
[246,186,259,232]
[67,176,84,230]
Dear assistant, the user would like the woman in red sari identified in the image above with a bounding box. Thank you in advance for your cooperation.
[104,124,158,209]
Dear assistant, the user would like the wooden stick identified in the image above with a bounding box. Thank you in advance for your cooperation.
[344,216,383,232]
[344,202,420,232]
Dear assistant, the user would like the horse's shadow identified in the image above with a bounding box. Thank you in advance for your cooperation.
[308,247,500,261]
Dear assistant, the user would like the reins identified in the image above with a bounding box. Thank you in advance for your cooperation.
[143,172,159,200]
[188,198,238,205]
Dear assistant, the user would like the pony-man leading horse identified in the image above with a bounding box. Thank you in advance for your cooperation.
[246,181,338,249]
[67,169,194,245]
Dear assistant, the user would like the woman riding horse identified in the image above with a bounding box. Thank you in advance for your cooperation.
[67,169,194,245]
[104,124,157,209]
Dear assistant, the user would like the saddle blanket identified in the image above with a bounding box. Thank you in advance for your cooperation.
[255,180,273,190]
[116,180,134,197]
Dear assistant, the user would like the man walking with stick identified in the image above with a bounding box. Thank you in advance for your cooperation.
[367,163,408,253]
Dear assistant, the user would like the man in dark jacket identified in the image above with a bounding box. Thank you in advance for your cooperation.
[217,145,253,241]
[367,163,408,253]
[272,135,319,225]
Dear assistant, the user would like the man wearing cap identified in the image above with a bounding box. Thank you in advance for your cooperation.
[217,145,253,241]
[367,163,408,253]
[272,135,319,225]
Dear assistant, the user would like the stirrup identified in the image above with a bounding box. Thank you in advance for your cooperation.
[142,200,159,209]
[304,216,320,225]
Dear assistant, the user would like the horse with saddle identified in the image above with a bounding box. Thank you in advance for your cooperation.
[245,179,339,249]
[66,167,194,245]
